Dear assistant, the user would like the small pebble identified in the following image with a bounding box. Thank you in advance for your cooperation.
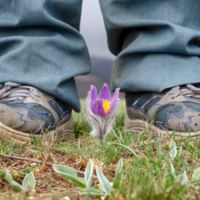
[61,197,70,200]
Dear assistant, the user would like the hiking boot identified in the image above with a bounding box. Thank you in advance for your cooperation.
[0,82,74,144]
[125,84,200,139]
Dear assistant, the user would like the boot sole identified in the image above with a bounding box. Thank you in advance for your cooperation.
[0,114,74,144]
[124,112,200,140]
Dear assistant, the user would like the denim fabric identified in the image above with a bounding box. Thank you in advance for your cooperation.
[99,0,200,93]
[2,1,200,112]
[0,0,91,112]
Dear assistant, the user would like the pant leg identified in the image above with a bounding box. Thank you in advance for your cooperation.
[99,0,200,93]
[0,0,90,112]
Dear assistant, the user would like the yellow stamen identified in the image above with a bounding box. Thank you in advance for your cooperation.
[102,99,111,114]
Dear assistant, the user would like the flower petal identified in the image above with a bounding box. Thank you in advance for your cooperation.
[90,85,98,101]
[90,85,98,113]
[99,84,111,101]
[107,88,120,115]
[91,98,106,116]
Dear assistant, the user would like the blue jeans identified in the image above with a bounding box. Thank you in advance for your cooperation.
[1,0,200,112]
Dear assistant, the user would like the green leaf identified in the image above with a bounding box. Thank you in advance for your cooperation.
[94,184,104,191]
[96,166,111,196]
[85,159,93,188]
[6,171,24,191]
[170,162,176,179]
[53,165,77,177]
[111,143,137,157]
[169,139,177,160]
[12,175,21,178]
[0,171,6,178]
[20,167,35,174]
[156,132,162,160]
[115,158,123,178]
[79,187,105,197]
[20,161,43,173]
[113,172,121,189]
[22,172,36,189]
[177,146,182,158]
[78,177,86,183]
[53,165,86,188]
[192,167,200,182]
[177,171,189,184]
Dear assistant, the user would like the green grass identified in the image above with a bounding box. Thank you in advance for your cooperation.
[1,99,200,199]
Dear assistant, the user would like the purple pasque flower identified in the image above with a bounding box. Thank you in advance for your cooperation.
[84,84,120,140]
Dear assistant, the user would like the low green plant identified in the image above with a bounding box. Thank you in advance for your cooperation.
[5,171,35,191]
[170,162,200,184]
[53,158,124,198]
[53,135,200,199]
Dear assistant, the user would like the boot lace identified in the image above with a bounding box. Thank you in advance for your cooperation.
[0,82,35,102]
[175,84,200,99]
